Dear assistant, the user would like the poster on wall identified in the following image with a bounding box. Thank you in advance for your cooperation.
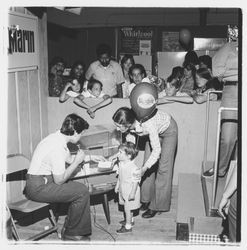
[7,11,39,72]
[119,27,154,55]
[162,32,184,52]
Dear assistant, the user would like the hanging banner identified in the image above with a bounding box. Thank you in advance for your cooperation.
[119,27,154,55]
[7,11,39,71]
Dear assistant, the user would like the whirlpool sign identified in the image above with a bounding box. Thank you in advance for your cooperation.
[7,11,39,71]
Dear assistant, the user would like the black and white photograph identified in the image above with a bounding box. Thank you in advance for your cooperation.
[1,0,246,248]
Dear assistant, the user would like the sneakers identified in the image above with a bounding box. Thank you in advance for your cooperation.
[119,220,134,226]
[116,225,132,234]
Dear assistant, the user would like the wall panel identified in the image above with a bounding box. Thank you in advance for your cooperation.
[29,70,41,152]
[16,71,31,158]
[7,73,19,155]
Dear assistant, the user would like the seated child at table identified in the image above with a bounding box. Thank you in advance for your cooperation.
[114,142,141,233]
[74,78,112,119]
[59,78,82,102]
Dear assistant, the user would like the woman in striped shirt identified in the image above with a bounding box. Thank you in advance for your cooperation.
[112,107,178,218]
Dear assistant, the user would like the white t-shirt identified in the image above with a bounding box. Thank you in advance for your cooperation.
[28,131,70,175]
[81,90,105,98]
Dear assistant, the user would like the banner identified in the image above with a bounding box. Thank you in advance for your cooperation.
[7,12,39,71]
[119,27,154,55]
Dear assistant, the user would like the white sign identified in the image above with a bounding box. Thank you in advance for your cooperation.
[8,12,39,71]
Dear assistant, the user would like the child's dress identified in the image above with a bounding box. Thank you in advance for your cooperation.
[118,161,141,210]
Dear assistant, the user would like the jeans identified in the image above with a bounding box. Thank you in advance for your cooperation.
[218,84,238,176]
[25,175,91,236]
[140,117,178,211]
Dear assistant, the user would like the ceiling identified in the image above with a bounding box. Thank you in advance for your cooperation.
[46,7,239,28]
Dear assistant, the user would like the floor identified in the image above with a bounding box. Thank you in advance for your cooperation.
[8,186,182,245]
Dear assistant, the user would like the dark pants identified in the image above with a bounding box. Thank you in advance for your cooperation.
[228,190,237,242]
[218,84,238,176]
[25,175,91,236]
[141,117,178,211]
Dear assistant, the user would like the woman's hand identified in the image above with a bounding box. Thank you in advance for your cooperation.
[128,192,135,201]
[114,185,119,193]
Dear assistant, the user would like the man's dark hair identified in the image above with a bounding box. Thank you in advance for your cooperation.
[96,44,112,57]
[60,113,89,136]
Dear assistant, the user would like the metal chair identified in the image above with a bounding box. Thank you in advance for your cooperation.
[6,154,58,241]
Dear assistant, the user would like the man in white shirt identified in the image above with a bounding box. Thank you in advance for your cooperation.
[25,113,104,241]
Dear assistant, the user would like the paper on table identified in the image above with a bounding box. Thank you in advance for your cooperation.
[98,161,113,169]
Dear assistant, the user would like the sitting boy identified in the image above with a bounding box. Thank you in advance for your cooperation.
[74,78,112,118]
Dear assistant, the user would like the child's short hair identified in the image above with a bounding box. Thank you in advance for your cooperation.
[129,64,147,78]
[118,142,138,160]
[165,78,181,90]
[87,77,103,91]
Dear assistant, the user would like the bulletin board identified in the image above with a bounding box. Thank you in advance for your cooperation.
[7,11,39,72]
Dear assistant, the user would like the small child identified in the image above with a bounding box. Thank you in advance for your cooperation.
[59,78,82,102]
[157,78,193,104]
[74,78,112,119]
[114,142,141,233]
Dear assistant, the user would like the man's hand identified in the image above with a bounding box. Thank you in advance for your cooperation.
[74,149,85,164]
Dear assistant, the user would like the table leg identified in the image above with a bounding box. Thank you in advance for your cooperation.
[102,193,110,224]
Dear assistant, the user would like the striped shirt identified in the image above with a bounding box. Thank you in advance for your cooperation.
[130,110,171,169]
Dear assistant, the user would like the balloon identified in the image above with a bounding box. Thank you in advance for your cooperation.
[129,82,158,122]
[179,29,192,46]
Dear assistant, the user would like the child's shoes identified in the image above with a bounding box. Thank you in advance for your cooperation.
[119,220,135,226]
[116,225,132,234]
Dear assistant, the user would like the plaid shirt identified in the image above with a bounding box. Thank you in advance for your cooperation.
[130,110,171,169]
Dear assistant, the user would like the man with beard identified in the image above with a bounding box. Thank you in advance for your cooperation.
[85,44,125,97]
[49,56,67,97]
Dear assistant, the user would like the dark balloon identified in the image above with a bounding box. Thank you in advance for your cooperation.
[129,82,158,122]
[179,29,192,47]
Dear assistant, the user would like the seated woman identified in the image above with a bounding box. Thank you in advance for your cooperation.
[120,54,135,98]
[179,62,197,94]
[191,68,222,104]
[127,64,147,96]
[59,78,82,102]
[74,78,112,119]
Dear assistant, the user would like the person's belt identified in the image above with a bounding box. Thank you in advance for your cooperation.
[224,81,238,86]
[26,174,51,179]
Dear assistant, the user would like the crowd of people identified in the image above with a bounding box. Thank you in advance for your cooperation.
[49,43,224,120]
[34,36,238,242]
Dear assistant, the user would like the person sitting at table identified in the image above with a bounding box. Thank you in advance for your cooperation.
[114,142,141,233]
[74,78,112,119]
[24,113,105,241]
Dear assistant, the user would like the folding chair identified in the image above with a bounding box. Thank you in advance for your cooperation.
[6,154,58,241]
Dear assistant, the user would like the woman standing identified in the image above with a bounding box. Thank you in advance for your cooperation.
[112,103,178,218]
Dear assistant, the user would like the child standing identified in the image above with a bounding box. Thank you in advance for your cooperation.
[74,78,112,119]
[114,142,141,233]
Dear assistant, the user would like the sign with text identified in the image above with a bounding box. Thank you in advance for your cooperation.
[8,12,39,71]
[119,27,154,55]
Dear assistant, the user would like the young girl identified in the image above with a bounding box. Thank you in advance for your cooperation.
[191,68,222,104]
[112,106,178,218]
[127,64,147,96]
[114,142,141,233]
[120,54,135,98]
[59,78,82,102]
[74,78,112,119]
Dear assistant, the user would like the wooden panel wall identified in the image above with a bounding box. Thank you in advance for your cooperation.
[7,8,49,159]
